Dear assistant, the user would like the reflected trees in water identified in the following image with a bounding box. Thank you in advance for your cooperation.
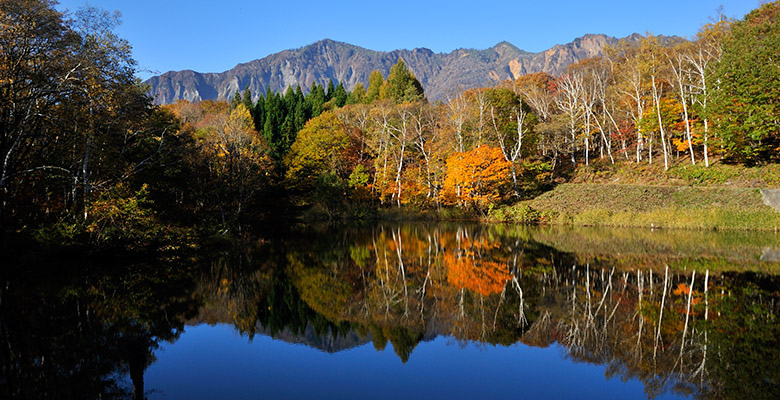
[2,224,778,399]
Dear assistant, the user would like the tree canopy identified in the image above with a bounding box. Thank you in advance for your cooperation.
[710,1,780,163]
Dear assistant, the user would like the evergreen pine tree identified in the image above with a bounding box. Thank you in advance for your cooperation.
[333,81,348,107]
[242,87,253,112]
[230,90,242,109]
[326,79,335,102]
[253,93,265,132]
[308,82,326,117]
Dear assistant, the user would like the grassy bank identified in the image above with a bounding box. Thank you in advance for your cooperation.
[489,183,780,230]
[569,159,780,188]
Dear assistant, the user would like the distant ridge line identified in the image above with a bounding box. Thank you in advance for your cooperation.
[145,33,661,104]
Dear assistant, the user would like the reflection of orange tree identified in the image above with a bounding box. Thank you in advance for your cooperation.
[445,253,509,296]
[440,230,510,296]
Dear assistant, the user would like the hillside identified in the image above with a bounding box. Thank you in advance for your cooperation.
[145,33,649,103]
[489,182,780,231]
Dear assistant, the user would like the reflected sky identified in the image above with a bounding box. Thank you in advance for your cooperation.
[146,323,685,399]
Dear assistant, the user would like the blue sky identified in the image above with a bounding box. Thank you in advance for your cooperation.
[55,1,759,80]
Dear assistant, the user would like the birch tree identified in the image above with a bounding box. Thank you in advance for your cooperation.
[667,42,696,164]
[687,20,730,167]
[555,72,584,165]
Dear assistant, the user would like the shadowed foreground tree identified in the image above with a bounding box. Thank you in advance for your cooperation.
[0,0,191,242]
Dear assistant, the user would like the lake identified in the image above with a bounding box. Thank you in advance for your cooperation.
[2,223,779,399]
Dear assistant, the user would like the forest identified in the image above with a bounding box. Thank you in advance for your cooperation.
[1,0,778,247]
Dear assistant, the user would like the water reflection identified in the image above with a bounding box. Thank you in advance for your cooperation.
[1,224,778,399]
[0,259,201,399]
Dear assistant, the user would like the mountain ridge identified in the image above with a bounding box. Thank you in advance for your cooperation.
[145,34,652,104]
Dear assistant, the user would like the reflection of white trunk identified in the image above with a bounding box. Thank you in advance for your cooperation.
[595,267,614,317]
[493,285,507,330]
[695,269,710,383]
[392,229,409,317]
[459,288,465,318]
[420,234,432,317]
[571,265,577,315]
[650,269,654,296]
[479,293,487,339]
[637,270,645,354]
[375,235,391,316]
[586,264,593,323]
[679,271,696,364]
[511,276,528,327]
[654,265,669,360]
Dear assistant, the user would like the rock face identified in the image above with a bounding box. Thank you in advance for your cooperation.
[760,189,780,212]
[145,34,646,104]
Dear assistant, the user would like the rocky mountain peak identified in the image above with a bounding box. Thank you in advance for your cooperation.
[145,33,652,104]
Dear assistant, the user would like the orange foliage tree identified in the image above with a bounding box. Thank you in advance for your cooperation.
[441,146,512,209]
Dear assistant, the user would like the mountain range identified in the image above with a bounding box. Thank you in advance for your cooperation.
[145,33,648,104]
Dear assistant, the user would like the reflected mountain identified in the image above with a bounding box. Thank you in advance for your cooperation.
[2,224,779,399]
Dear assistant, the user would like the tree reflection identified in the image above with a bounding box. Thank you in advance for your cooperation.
[2,225,778,399]
[0,258,200,399]
[257,224,779,399]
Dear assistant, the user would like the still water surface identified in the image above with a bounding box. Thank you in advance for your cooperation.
[3,224,779,399]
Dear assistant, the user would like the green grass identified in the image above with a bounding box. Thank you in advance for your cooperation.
[489,183,780,231]
[568,158,780,188]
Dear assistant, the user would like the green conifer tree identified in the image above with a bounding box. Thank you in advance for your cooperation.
[333,81,348,107]
[325,79,335,102]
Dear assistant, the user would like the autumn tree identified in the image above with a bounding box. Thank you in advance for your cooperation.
[666,42,697,164]
[202,104,271,227]
[555,72,584,165]
[484,87,535,195]
[441,146,512,210]
[710,1,779,163]
[366,70,384,103]
[512,72,556,123]
[347,82,367,104]
[285,110,353,190]
[0,0,79,203]
[0,1,182,231]
[687,18,731,167]
[644,35,672,170]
